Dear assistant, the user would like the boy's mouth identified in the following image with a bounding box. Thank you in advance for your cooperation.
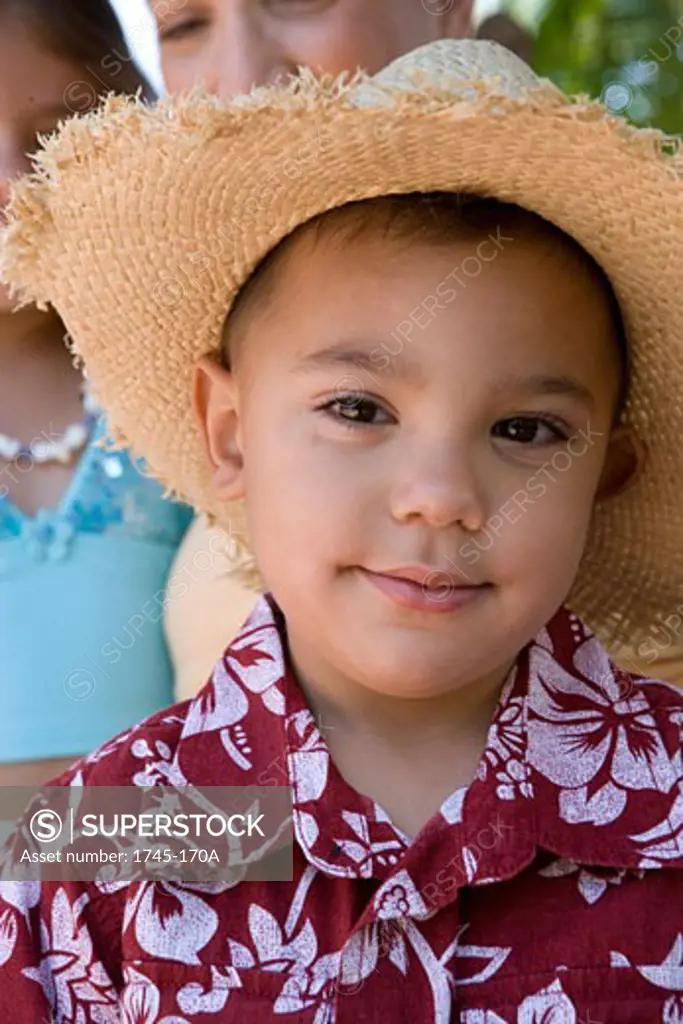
[357,565,490,615]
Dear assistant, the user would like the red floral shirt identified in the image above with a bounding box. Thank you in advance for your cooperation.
[1,596,682,1023]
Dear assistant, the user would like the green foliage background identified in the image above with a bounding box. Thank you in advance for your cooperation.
[502,0,683,133]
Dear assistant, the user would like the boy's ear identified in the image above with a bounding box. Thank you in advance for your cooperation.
[193,355,245,502]
[442,0,475,39]
[595,424,645,503]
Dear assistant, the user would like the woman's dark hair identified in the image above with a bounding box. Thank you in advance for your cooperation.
[2,0,156,101]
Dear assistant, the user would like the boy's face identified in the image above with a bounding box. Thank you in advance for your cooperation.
[153,0,473,99]
[197,223,632,700]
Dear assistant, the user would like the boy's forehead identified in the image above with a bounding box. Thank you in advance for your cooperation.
[227,223,622,404]
[231,211,570,328]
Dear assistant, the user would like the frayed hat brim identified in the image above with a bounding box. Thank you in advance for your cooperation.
[2,39,683,646]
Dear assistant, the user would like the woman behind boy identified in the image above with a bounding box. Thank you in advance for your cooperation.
[0,0,192,782]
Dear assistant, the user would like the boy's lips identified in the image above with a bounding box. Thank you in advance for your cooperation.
[357,566,490,614]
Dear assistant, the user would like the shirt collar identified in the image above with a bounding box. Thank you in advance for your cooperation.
[175,595,683,903]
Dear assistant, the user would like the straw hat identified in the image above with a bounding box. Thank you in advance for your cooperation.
[2,39,683,647]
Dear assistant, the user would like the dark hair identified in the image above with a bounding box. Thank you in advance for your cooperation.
[223,192,629,415]
[1,0,156,101]
[476,14,535,67]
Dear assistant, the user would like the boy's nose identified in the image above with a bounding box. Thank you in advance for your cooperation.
[390,444,488,533]
[204,13,296,99]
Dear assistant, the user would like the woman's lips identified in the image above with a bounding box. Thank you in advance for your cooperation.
[358,567,489,614]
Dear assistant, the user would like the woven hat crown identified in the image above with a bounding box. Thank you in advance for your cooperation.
[347,38,546,105]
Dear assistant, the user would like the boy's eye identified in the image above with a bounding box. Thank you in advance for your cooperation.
[492,416,568,445]
[320,393,393,427]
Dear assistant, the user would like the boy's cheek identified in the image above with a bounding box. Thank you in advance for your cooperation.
[484,489,593,584]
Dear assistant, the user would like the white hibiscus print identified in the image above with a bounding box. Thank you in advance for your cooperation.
[274,956,341,1024]
[538,857,642,905]
[336,918,410,996]
[131,737,187,787]
[0,879,41,917]
[22,888,117,1020]
[0,908,18,967]
[637,934,683,990]
[481,696,526,781]
[440,787,467,825]
[495,758,532,801]
[182,616,285,770]
[374,870,429,921]
[122,966,160,1024]
[227,622,287,714]
[518,978,576,1022]
[610,934,683,991]
[631,789,683,867]
[288,710,330,805]
[82,725,139,770]
[462,1013,508,1023]
[330,810,403,875]
[442,923,511,987]
[664,995,683,1023]
[123,882,219,965]
[528,637,677,825]
[177,965,243,1014]
[228,902,340,1024]
[377,884,410,918]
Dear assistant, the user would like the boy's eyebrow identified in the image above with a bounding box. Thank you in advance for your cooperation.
[293,347,597,407]
[496,373,597,409]
[293,343,423,382]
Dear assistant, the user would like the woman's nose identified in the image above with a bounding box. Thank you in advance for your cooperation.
[204,12,296,98]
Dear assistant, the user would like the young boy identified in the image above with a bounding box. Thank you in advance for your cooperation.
[151,0,683,699]
[1,38,682,1023]
[151,0,476,700]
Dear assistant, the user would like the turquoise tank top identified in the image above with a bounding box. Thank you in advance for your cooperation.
[0,422,192,762]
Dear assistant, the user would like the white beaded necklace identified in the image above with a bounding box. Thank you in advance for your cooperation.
[0,388,99,466]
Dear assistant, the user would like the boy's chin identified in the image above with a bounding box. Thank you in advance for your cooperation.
[348,649,506,701]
